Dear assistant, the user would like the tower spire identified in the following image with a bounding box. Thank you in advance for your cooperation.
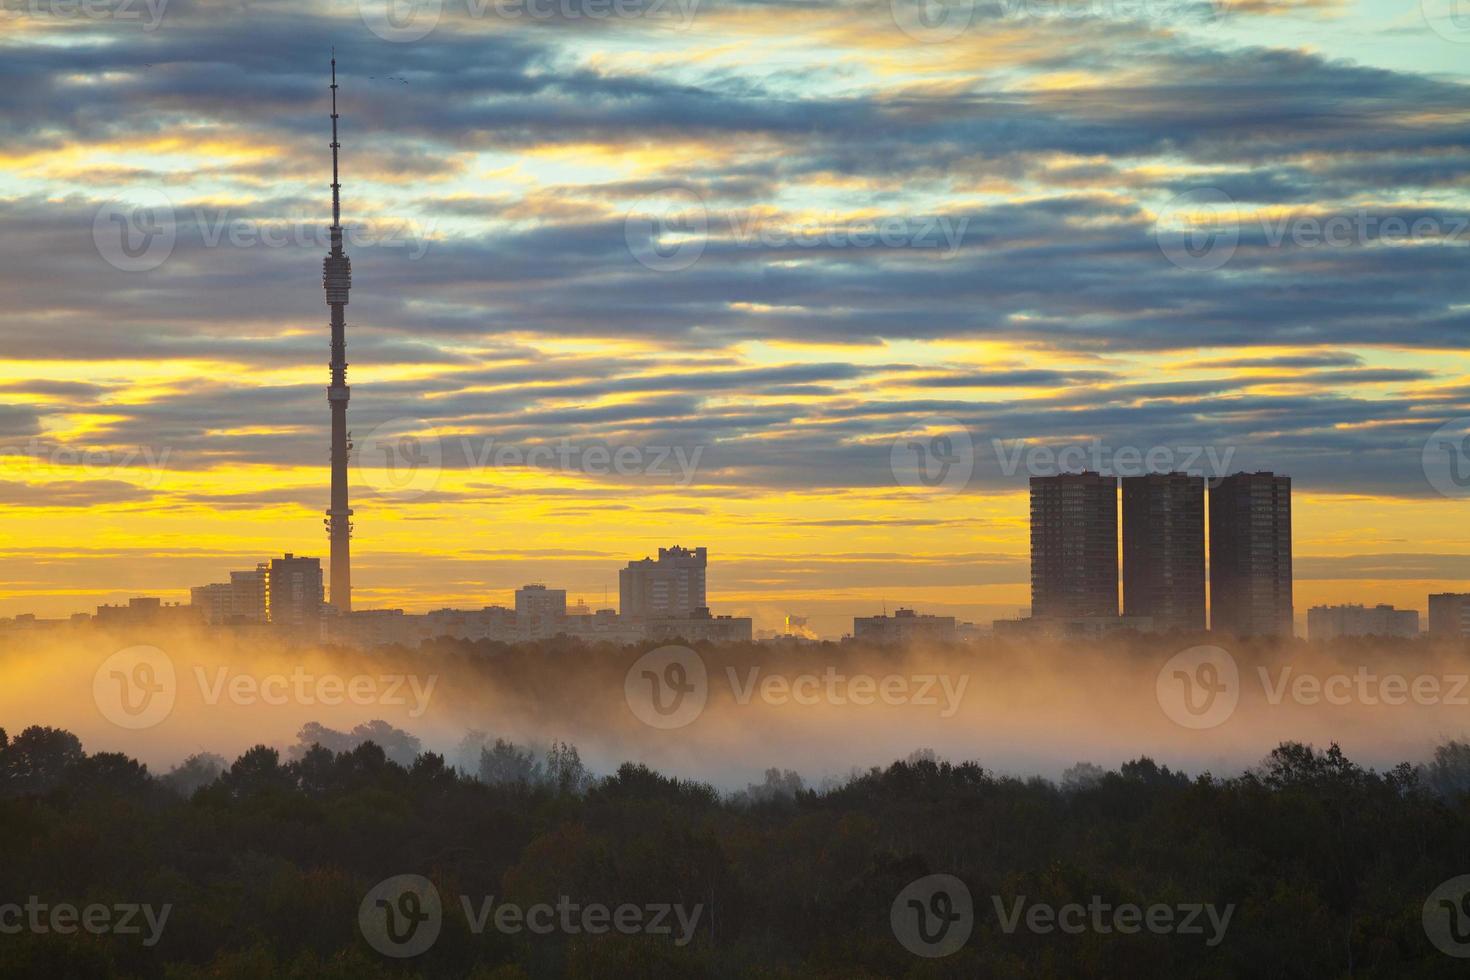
[323,53,354,613]
[330,50,341,231]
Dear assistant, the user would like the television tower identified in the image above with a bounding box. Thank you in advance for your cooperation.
[323,54,353,612]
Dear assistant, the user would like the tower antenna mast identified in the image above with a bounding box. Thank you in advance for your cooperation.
[323,51,354,612]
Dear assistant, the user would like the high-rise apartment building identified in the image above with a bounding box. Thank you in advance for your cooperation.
[1429,593,1470,639]
[266,554,324,629]
[620,546,708,620]
[1030,472,1119,620]
[1122,473,1205,632]
[1209,472,1293,636]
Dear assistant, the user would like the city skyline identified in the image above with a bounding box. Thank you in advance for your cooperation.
[6,8,1470,976]
[6,466,1455,641]
[4,459,1467,638]
[5,8,1470,634]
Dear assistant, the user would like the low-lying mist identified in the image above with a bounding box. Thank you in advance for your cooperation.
[3,626,1468,788]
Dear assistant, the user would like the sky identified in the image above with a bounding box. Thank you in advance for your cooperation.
[1,0,1469,637]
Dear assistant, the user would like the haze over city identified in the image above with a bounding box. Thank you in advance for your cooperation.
[7,2,1470,977]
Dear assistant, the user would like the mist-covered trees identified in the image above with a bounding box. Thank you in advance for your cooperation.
[2,730,1470,977]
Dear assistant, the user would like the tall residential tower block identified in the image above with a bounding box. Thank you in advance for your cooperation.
[1030,472,1119,620]
[1122,473,1206,632]
[1209,471,1292,636]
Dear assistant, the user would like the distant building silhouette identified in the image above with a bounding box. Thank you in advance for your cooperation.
[1030,472,1118,620]
[1428,593,1470,639]
[190,564,267,625]
[1209,472,1292,636]
[515,583,567,623]
[323,601,751,648]
[266,554,324,629]
[1307,604,1418,640]
[853,607,957,645]
[96,596,199,627]
[620,546,707,620]
[514,587,564,631]
[1122,473,1205,632]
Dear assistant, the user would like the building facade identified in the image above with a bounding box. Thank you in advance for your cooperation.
[324,604,750,648]
[95,596,200,627]
[1121,473,1205,632]
[514,584,567,621]
[853,608,958,645]
[1209,472,1293,636]
[266,554,324,629]
[1030,472,1119,620]
[1307,604,1419,640]
[619,546,708,620]
[190,565,267,625]
[1429,593,1470,639]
